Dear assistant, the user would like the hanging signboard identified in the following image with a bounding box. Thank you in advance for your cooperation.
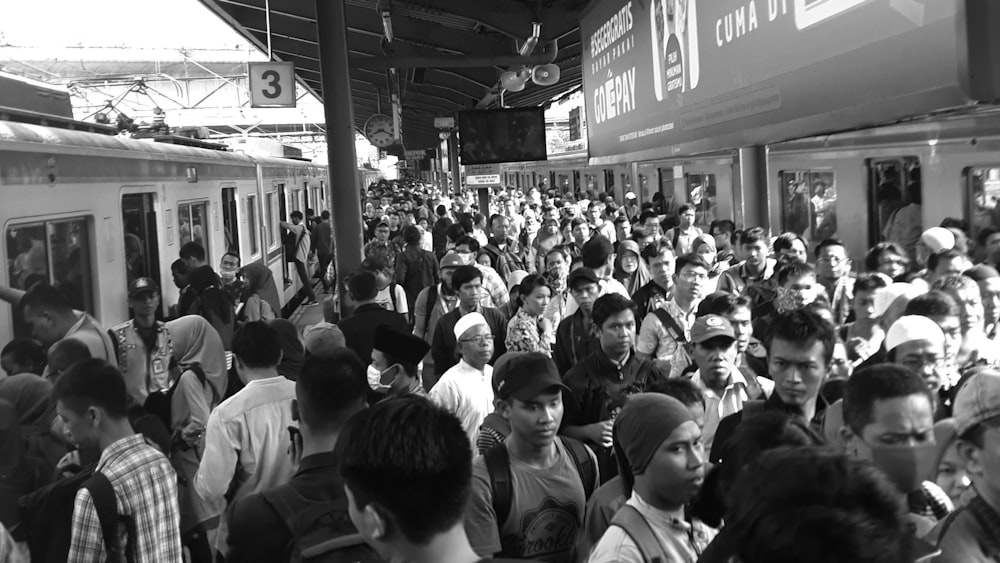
[249,62,296,108]
[581,0,994,163]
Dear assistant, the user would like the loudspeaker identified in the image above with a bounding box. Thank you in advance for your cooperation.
[531,64,560,86]
[501,70,527,92]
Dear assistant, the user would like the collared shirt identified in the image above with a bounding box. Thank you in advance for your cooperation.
[586,491,716,563]
[111,320,173,404]
[820,275,855,327]
[928,494,1000,562]
[195,376,297,556]
[68,434,182,563]
[691,370,775,451]
[428,359,494,449]
[637,297,697,369]
[506,309,552,356]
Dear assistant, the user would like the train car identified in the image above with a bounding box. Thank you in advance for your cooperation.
[0,118,328,347]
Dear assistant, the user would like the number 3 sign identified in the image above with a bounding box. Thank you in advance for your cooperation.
[249,62,296,108]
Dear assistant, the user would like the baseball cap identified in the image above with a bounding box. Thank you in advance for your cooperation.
[690,315,735,344]
[494,352,568,401]
[302,322,346,357]
[567,267,599,290]
[954,368,1000,435]
[440,252,467,269]
[128,277,159,299]
[885,315,945,352]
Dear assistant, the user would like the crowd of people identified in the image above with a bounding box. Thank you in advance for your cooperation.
[0,178,998,562]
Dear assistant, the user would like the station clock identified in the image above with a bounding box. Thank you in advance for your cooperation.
[364,114,396,148]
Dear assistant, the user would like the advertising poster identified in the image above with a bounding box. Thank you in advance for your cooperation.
[582,0,967,161]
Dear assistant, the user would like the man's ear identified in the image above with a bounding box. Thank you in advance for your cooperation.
[838,425,858,455]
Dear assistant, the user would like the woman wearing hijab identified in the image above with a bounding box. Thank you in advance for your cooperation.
[612,239,651,296]
[268,319,305,380]
[165,315,228,560]
[239,262,281,323]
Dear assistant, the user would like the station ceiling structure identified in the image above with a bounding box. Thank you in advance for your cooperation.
[198,0,588,149]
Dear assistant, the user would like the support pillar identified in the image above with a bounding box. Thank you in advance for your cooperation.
[315,0,363,317]
[737,145,769,232]
[448,134,462,196]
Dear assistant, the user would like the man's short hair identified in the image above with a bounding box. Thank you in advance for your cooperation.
[0,338,46,373]
[290,210,304,220]
[591,294,636,329]
[403,226,422,245]
[489,213,506,229]
[339,396,472,545]
[864,242,909,272]
[639,210,659,224]
[436,204,447,217]
[675,253,712,274]
[844,364,932,435]
[232,321,283,369]
[348,270,379,301]
[581,236,614,268]
[696,292,751,317]
[170,259,189,275]
[641,238,675,261]
[773,232,806,255]
[740,227,767,247]
[450,265,483,292]
[321,210,330,220]
[297,349,367,432]
[648,377,705,409]
[932,273,979,294]
[179,242,206,262]
[678,204,695,215]
[52,359,129,419]
[445,224,467,244]
[726,447,908,563]
[709,219,735,235]
[766,308,837,364]
[814,238,846,259]
[20,283,73,316]
[854,273,889,294]
[47,339,92,378]
[927,249,964,273]
[776,261,816,287]
[903,290,959,319]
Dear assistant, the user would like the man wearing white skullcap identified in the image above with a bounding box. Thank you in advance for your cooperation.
[429,311,496,448]
[886,315,948,403]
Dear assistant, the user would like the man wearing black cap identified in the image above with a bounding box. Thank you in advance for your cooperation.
[465,353,599,562]
[554,268,603,376]
[110,277,173,405]
[370,325,431,398]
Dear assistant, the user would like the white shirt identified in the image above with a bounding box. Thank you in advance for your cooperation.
[194,375,297,555]
[564,277,631,317]
[428,359,494,449]
[691,369,774,452]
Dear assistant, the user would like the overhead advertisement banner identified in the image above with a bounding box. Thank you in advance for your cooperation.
[581,0,969,162]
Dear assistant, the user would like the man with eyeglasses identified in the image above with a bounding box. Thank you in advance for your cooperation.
[815,239,855,327]
[885,316,948,416]
[637,254,711,376]
[429,312,496,448]
[363,220,401,272]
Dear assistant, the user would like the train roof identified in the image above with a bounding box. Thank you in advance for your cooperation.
[0,119,324,169]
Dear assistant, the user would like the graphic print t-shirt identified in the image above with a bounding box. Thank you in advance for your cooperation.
[465,440,589,562]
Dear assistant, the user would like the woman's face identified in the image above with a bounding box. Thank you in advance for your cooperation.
[522,285,551,316]
[695,242,716,265]
[936,441,972,508]
[877,250,908,279]
[621,252,639,275]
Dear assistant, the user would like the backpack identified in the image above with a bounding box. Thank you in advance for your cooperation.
[609,505,666,563]
[484,437,597,528]
[143,363,212,439]
[403,251,438,299]
[260,486,380,563]
[417,284,440,341]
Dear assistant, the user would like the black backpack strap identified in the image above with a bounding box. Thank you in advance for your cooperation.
[672,227,680,252]
[610,505,664,563]
[84,471,133,563]
[652,308,687,344]
[484,442,513,528]
[560,436,597,499]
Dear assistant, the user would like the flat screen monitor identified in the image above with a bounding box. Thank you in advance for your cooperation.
[458,108,547,165]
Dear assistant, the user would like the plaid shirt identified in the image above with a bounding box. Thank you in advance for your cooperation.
[68,434,182,563]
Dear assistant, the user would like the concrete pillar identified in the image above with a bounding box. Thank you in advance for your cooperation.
[315,0,363,318]
[448,134,462,196]
[737,146,769,232]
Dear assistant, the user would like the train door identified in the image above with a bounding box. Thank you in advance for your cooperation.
[866,157,921,249]
[221,186,240,255]
[121,192,161,312]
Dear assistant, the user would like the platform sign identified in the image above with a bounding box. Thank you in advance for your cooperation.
[581,0,983,162]
[249,62,296,108]
[405,150,428,160]
[465,163,501,186]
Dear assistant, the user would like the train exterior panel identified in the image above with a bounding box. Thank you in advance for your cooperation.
[0,119,328,347]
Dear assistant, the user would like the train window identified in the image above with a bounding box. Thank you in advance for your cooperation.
[177,201,209,252]
[686,173,717,227]
[6,218,94,314]
[779,170,837,243]
[868,157,921,250]
[247,195,260,256]
[121,193,160,291]
[221,188,239,254]
[266,191,279,247]
[967,167,1000,240]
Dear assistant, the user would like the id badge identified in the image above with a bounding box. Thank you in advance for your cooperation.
[152,358,165,376]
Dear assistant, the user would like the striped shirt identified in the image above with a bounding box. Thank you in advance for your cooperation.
[68,434,182,563]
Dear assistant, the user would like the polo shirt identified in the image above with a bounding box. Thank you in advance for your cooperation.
[691,370,774,452]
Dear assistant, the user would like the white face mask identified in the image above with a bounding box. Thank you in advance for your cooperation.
[367,364,392,392]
